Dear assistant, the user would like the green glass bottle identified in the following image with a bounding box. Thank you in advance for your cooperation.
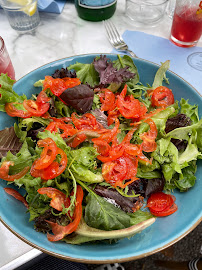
[75,0,117,22]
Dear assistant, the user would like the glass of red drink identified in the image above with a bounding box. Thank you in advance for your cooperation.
[0,37,15,80]
[170,0,202,47]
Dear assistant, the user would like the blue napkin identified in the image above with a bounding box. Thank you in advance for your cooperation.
[114,31,202,94]
[0,0,67,14]
[38,0,67,14]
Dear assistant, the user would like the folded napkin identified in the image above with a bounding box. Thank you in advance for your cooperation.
[0,0,67,13]
[38,0,67,14]
[113,31,202,94]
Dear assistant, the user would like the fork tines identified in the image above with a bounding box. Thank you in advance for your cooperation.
[103,19,125,48]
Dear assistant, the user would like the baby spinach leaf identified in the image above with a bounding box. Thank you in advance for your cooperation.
[84,192,130,231]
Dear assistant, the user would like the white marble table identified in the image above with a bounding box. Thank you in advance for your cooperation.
[0,1,201,269]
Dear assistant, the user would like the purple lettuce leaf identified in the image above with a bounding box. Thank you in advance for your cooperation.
[93,55,135,85]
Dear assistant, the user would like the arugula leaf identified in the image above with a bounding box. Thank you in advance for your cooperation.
[84,192,130,230]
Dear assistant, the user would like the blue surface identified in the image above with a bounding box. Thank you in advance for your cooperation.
[0,54,202,262]
[114,31,202,93]
[38,0,67,14]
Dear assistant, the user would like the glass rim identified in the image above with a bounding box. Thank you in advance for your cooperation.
[126,0,169,6]
[0,0,38,9]
[0,36,5,54]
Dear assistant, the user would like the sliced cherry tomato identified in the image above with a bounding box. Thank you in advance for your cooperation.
[102,155,139,188]
[34,138,58,170]
[107,106,120,126]
[43,76,80,96]
[97,144,125,162]
[99,89,116,112]
[4,187,29,208]
[31,147,68,180]
[62,77,81,89]
[117,85,147,119]
[149,203,178,217]
[69,133,87,148]
[102,157,127,187]
[91,139,111,156]
[37,187,67,211]
[71,113,103,131]
[45,121,77,138]
[46,185,83,242]
[0,161,30,181]
[23,91,50,117]
[140,118,157,152]
[151,86,174,108]
[147,192,174,212]
[5,103,32,118]
[147,192,178,217]
[98,118,120,143]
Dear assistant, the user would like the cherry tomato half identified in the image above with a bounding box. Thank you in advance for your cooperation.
[147,192,178,217]
[151,86,174,108]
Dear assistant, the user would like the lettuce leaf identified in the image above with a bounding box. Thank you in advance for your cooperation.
[152,60,170,89]
[84,192,130,231]
[0,74,27,111]
[68,62,99,87]
[180,98,199,124]
[1,140,33,174]
[0,126,22,158]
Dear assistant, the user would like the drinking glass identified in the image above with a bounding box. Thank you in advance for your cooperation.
[0,0,40,33]
[125,0,169,26]
[170,0,202,47]
[0,37,15,80]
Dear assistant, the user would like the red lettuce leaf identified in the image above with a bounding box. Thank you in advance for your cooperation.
[59,84,94,113]
[0,127,22,158]
[93,55,135,85]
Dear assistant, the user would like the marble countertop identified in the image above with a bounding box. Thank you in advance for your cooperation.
[0,1,201,269]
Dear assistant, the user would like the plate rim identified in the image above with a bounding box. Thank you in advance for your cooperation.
[0,53,202,263]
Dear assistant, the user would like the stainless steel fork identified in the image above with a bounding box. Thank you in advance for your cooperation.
[103,19,138,58]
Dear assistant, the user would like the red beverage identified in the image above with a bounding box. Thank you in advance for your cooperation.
[170,6,202,47]
[0,36,15,80]
[0,60,15,80]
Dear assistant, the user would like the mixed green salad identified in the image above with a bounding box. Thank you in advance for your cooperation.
[0,55,201,244]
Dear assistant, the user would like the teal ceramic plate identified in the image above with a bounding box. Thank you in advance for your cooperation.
[0,54,202,263]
